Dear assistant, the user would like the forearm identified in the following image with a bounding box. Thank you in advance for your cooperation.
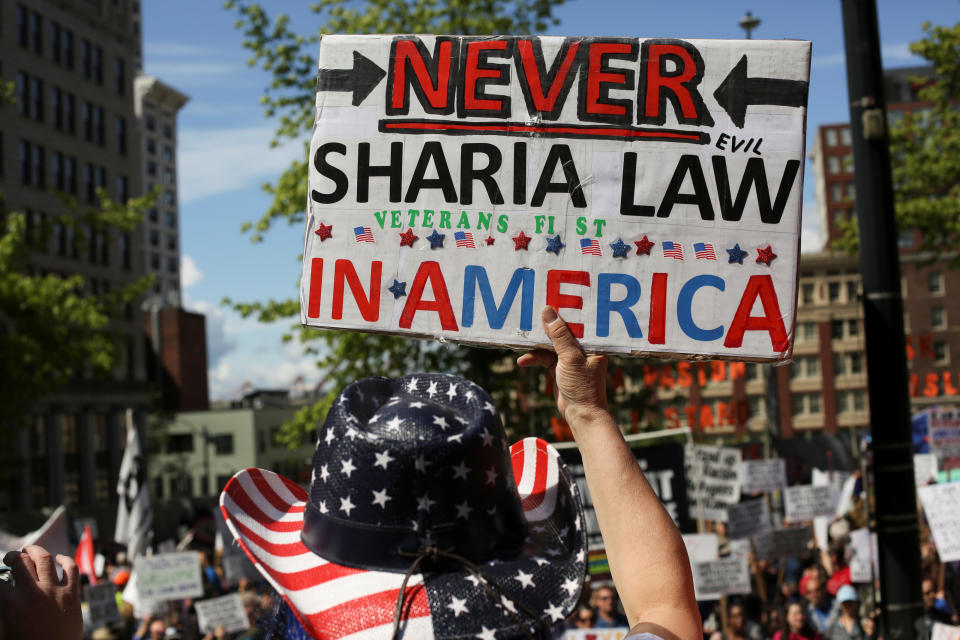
[568,405,700,639]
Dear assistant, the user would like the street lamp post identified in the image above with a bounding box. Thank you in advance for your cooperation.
[738,11,760,39]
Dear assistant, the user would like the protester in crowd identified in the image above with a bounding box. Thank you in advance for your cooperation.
[825,586,863,640]
[860,615,878,640]
[133,614,167,640]
[590,586,629,628]
[916,578,953,639]
[774,602,823,640]
[804,578,836,634]
[0,546,81,640]
[822,544,852,597]
[728,602,764,640]
[569,606,595,629]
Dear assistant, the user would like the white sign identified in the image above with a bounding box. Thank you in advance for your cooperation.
[726,499,772,540]
[740,459,786,494]
[933,623,960,640]
[915,453,939,487]
[753,527,811,560]
[693,557,752,595]
[195,593,250,634]
[784,484,835,523]
[686,445,742,522]
[301,35,810,359]
[134,552,203,602]
[919,483,960,562]
[85,583,121,628]
[682,533,719,601]
[848,528,873,583]
[930,410,960,457]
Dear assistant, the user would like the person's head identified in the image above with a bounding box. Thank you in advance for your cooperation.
[729,603,746,633]
[242,592,261,624]
[715,522,728,538]
[592,586,617,616]
[862,615,877,637]
[149,619,166,640]
[572,606,595,628]
[766,606,783,632]
[786,602,806,633]
[837,585,859,617]
[805,577,828,607]
[922,578,937,610]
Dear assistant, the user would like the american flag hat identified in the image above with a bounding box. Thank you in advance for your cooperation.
[220,374,587,639]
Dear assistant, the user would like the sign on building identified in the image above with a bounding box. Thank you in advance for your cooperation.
[301,35,810,358]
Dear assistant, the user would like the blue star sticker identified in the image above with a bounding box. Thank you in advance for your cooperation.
[545,235,564,255]
[727,243,748,264]
[609,238,630,258]
[388,280,407,298]
[426,229,445,249]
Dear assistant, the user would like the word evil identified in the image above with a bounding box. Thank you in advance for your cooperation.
[304,258,789,350]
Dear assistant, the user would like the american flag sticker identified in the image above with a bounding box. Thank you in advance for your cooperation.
[580,238,602,256]
[353,226,374,243]
[693,242,717,260]
[454,231,475,248]
[662,241,684,260]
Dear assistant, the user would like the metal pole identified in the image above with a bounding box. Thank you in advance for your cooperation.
[839,2,922,637]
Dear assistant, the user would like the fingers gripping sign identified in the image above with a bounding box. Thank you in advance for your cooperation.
[518,306,609,422]
[0,546,82,640]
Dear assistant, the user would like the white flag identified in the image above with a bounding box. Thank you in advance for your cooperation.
[114,409,152,558]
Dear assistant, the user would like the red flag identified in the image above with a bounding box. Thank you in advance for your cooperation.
[74,524,97,585]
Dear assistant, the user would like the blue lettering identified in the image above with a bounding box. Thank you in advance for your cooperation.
[677,275,725,341]
[596,273,643,338]
[462,266,534,331]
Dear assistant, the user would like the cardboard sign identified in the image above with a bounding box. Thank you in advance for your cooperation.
[682,533,719,601]
[195,593,250,634]
[753,527,811,560]
[739,459,787,494]
[134,552,203,602]
[85,583,121,628]
[784,484,835,523]
[686,445,741,522]
[301,35,810,359]
[848,528,874,584]
[933,623,960,640]
[693,557,752,595]
[726,498,772,540]
[930,410,960,457]
[915,453,939,486]
[919,483,960,562]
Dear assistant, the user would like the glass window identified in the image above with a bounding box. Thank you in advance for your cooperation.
[847,319,860,337]
[16,72,28,115]
[165,211,177,227]
[748,395,763,417]
[832,210,845,226]
[840,128,852,145]
[162,145,173,162]
[17,4,28,48]
[792,395,804,416]
[830,184,842,202]
[852,390,865,411]
[93,45,103,84]
[150,253,160,269]
[32,144,45,188]
[29,76,44,121]
[163,167,174,184]
[828,282,841,302]
[846,183,856,200]
[29,11,43,55]
[81,39,92,79]
[163,122,172,139]
[119,233,130,269]
[116,175,128,203]
[50,22,61,63]
[932,306,946,330]
[149,229,159,247]
[833,352,846,376]
[145,114,155,131]
[147,160,157,177]
[166,233,177,251]
[114,56,125,95]
[167,433,193,453]
[825,129,838,147]
[63,29,74,68]
[836,390,849,413]
[146,137,156,154]
[801,283,814,305]
[808,393,821,414]
[934,341,950,365]
[846,280,859,302]
[928,272,944,295]
[832,320,844,340]
[115,116,127,154]
[828,157,840,174]
[212,434,234,456]
[166,256,177,274]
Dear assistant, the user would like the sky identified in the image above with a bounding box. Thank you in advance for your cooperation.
[141,0,958,400]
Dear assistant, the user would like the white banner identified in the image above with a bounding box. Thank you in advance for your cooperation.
[682,533,720,601]
[302,35,810,359]
[195,593,250,634]
[686,445,742,522]
[726,498,772,540]
[134,552,203,602]
[933,623,960,640]
[848,528,873,584]
[784,484,835,523]
[919,483,960,562]
[915,453,939,487]
[739,459,787,494]
[693,557,752,595]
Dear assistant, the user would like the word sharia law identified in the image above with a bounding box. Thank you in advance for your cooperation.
[300,35,811,360]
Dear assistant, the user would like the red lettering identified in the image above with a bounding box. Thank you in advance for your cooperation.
[677,361,692,387]
[463,40,508,113]
[641,42,701,122]
[944,372,958,396]
[516,39,580,114]
[711,361,726,382]
[648,273,667,344]
[700,404,715,430]
[920,334,934,358]
[906,336,915,361]
[332,260,381,322]
[716,402,729,425]
[546,270,590,338]
[307,258,323,319]
[924,372,939,397]
[909,373,918,397]
[723,275,789,351]
[665,406,680,429]
[585,41,633,118]
[660,367,675,390]
[644,365,660,388]
[729,361,746,380]
[399,261,458,331]
[696,363,708,387]
[390,39,454,112]
[683,405,698,429]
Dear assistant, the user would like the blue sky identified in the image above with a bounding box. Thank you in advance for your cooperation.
[141,0,958,400]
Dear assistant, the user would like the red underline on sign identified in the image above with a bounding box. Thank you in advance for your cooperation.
[378,119,709,144]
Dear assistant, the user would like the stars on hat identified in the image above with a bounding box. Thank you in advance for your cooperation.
[344,426,359,440]
[447,595,469,618]
[480,429,494,447]
[446,383,458,401]
[325,428,335,445]
[385,416,403,432]
[373,450,394,470]
[635,234,655,255]
[609,237,630,258]
[756,244,777,266]
[531,555,548,566]
[514,569,535,589]
[455,500,473,520]
[416,494,436,512]
[426,381,439,398]
[544,602,565,622]
[562,577,580,597]
[497,597,518,615]
[447,433,463,443]
[475,625,498,640]
[319,464,330,482]
[451,460,470,480]
[727,243,748,264]
[340,458,357,478]
[388,279,407,299]
[432,415,450,430]
[314,222,333,241]
[406,378,419,393]
[545,235,564,255]
[512,231,531,251]
[399,228,418,247]
[339,496,356,516]
[485,466,498,485]
[483,401,496,415]
[371,488,391,509]
[427,229,445,249]
[414,454,431,473]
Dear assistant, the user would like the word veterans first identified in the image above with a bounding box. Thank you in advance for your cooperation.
[300,34,810,360]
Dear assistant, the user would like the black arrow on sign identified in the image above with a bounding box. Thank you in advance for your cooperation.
[713,55,809,128]
[317,51,386,106]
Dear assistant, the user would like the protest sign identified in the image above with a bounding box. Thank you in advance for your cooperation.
[135,552,203,602]
[301,35,810,360]
[739,459,786,494]
[753,527,811,560]
[915,453,939,486]
[562,630,630,640]
[934,623,960,640]
[918,483,960,562]
[726,498,771,540]
[849,528,874,584]
[223,553,261,584]
[693,557,752,595]
[195,593,250,634]
[682,533,719,601]
[784,485,835,523]
[686,445,741,522]
[930,409,960,457]
[85,583,121,628]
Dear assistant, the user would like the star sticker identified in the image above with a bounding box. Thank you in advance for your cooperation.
[388,279,407,298]
[324,428,335,445]
[416,494,436,511]
[514,569,535,589]
[481,429,494,447]
[399,228,418,247]
[455,500,473,519]
[447,595,469,617]
[512,231,531,251]
[726,243,748,264]
[446,383,458,401]
[426,381,438,397]
[485,466,498,485]
[545,235,564,254]
[414,454,431,473]
[340,459,356,478]
[476,626,498,640]
[339,496,355,516]
[406,378,418,392]
[609,237,630,258]
[371,488,391,508]
[319,464,330,482]
[635,234,654,255]
[426,229,445,249]
[544,602,565,622]
[484,236,495,246]
[314,222,332,241]
[756,244,777,266]
[452,461,470,480]
[465,390,475,400]
[374,450,394,470]
[432,415,449,430]
[561,577,580,597]
[385,416,403,432]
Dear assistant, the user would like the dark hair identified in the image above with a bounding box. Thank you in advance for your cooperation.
[781,601,818,639]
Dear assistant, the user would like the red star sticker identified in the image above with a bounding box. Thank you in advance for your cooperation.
[512,231,531,251]
[314,222,333,241]
[484,236,495,246]
[756,245,777,266]
[634,235,654,255]
[399,228,418,247]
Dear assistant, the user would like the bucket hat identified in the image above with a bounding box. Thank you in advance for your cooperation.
[220,374,587,639]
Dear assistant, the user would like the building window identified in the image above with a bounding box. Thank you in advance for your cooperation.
[840,127,852,145]
[847,319,860,337]
[29,11,43,55]
[170,475,193,497]
[801,283,814,305]
[833,352,846,376]
[51,86,62,128]
[162,145,173,162]
[212,434,234,456]
[167,433,194,453]
[63,29,74,69]
[81,39,91,79]
[16,72,28,115]
[146,137,156,154]
[119,233,130,269]
[828,281,841,302]
[84,163,95,201]
[846,280,859,302]
[165,211,177,228]
[81,102,92,141]
[164,190,176,207]
[52,152,63,190]
[93,45,103,84]
[113,57,125,95]
[29,76,44,121]
[845,183,856,200]
[163,167,174,185]
[932,305,947,330]
[928,272,944,295]
[828,157,840,174]
[19,140,30,184]
[791,355,820,379]
[63,93,76,134]
[934,341,950,365]
[149,229,159,247]
[166,233,177,251]
[53,221,65,256]
[799,321,816,342]
[825,129,838,147]
[93,106,105,145]
[849,352,864,374]
[166,256,178,274]
[147,160,157,177]
[830,184,842,202]
[163,122,172,139]
[147,207,158,223]
[97,231,109,265]
[31,144,45,188]
[843,153,854,173]
[836,390,849,413]
[115,116,127,154]
[150,253,160,269]
[117,175,128,203]
[50,22,61,63]
[17,5,28,48]
[831,320,845,340]
[145,114,155,131]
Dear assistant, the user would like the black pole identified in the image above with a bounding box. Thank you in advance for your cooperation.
[840,1,922,637]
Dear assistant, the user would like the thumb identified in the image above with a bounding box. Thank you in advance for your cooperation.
[542,306,585,363]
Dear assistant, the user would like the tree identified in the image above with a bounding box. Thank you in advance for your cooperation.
[0,191,154,429]
[224,0,678,445]
[833,20,960,261]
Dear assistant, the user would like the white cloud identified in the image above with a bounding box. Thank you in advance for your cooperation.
[800,199,822,253]
[207,341,322,401]
[180,254,204,288]
[178,127,303,203]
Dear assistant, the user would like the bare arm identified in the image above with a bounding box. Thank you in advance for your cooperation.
[518,307,700,640]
